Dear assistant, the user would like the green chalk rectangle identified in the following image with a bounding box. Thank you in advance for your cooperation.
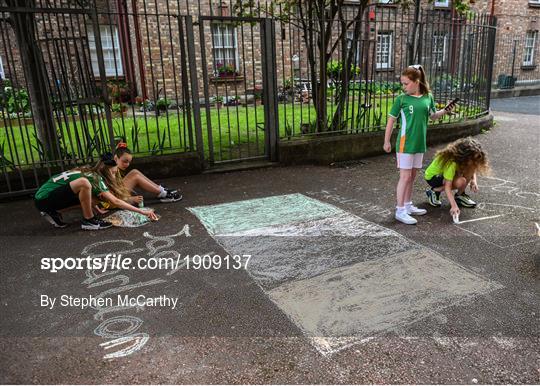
[188,193,344,236]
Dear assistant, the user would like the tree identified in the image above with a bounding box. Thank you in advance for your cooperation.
[4,0,60,160]
[2,0,98,162]
[234,0,470,133]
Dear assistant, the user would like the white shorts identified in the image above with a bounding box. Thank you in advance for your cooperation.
[396,153,424,169]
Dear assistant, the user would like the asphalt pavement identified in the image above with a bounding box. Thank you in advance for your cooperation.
[490,94,540,115]
[0,96,538,384]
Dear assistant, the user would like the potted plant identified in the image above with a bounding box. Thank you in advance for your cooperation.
[214,95,223,109]
[111,102,128,117]
[253,86,263,105]
[155,97,170,112]
[216,63,239,78]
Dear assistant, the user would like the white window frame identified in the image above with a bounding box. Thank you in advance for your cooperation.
[211,23,239,75]
[432,32,448,68]
[529,0,540,5]
[376,31,393,70]
[88,25,124,77]
[434,0,450,7]
[0,55,5,79]
[523,31,538,66]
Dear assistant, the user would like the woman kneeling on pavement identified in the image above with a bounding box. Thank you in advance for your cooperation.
[34,153,158,230]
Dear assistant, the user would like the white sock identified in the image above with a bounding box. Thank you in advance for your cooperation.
[396,206,406,213]
[405,201,413,209]
[157,185,167,198]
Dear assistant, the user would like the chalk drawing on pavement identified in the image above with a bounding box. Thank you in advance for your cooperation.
[80,225,191,359]
[189,193,503,356]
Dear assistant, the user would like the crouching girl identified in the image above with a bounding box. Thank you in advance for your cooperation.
[34,153,158,230]
[424,137,490,221]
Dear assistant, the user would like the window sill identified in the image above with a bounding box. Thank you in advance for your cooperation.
[211,76,245,83]
[94,75,126,81]
[528,2,540,7]
[376,67,394,72]
[375,3,398,7]
[521,65,537,70]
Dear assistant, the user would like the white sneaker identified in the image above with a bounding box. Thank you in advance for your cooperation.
[407,204,427,216]
[395,211,418,225]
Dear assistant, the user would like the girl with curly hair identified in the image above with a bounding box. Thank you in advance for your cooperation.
[424,137,490,220]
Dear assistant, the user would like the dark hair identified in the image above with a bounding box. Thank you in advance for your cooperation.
[114,141,132,158]
[402,65,431,95]
[101,152,117,166]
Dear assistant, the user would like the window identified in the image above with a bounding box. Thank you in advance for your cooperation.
[523,31,538,66]
[0,55,5,80]
[434,0,450,7]
[212,24,238,74]
[346,31,361,66]
[529,0,540,5]
[88,25,123,77]
[378,0,393,4]
[376,31,393,69]
[432,32,448,68]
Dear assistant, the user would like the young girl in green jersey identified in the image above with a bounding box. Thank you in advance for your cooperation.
[383,64,456,225]
[425,137,490,221]
[34,153,158,230]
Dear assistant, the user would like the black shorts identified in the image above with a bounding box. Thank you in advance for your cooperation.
[426,175,444,189]
[34,184,79,213]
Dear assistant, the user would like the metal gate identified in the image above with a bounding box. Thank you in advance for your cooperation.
[0,4,279,198]
[0,4,116,198]
[196,16,278,165]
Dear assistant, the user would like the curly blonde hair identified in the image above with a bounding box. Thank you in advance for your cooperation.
[435,137,491,177]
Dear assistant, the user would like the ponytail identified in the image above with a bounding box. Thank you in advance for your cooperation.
[402,64,431,95]
[114,140,132,158]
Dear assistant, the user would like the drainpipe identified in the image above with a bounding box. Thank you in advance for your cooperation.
[132,0,148,100]
[116,0,136,101]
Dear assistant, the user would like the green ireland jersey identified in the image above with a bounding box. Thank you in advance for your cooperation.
[425,156,458,181]
[34,170,109,201]
[389,93,436,154]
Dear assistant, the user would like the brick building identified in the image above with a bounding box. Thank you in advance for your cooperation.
[471,0,540,86]
[2,0,534,107]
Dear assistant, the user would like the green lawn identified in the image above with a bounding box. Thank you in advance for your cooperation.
[1,98,479,168]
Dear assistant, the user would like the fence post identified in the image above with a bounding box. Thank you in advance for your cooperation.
[184,16,205,162]
[90,7,115,152]
[510,38,517,87]
[261,18,278,162]
[485,16,497,109]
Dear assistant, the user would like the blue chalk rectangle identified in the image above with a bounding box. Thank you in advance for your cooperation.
[188,193,344,236]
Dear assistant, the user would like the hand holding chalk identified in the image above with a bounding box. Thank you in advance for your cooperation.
[450,206,460,224]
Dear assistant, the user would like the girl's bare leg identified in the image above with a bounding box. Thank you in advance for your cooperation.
[453,176,468,194]
[396,169,413,207]
[69,178,94,219]
[122,169,161,196]
[404,168,418,204]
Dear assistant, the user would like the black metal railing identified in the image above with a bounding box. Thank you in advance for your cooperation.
[0,0,497,198]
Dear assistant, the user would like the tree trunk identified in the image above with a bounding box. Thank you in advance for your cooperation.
[408,0,421,65]
[8,1,60,161]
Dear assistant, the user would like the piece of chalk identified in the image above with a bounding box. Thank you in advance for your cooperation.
[453,214,460,224]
